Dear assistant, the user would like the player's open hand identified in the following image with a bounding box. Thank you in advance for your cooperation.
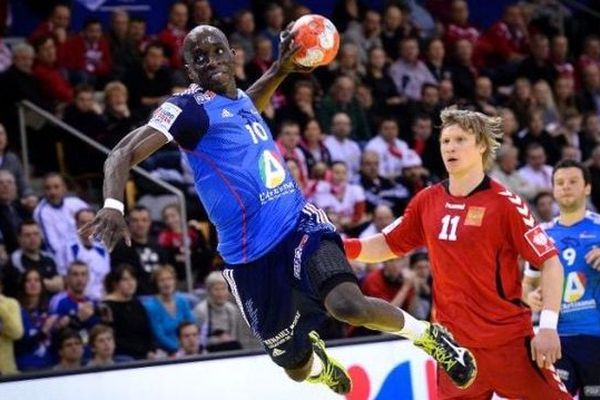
[79,208,131,251]
[276,22,315,75]
[531,328,561,369]
[526,287,543,311]
[585,246,600,270]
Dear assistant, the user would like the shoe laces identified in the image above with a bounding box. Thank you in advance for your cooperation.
[415,331,458,371]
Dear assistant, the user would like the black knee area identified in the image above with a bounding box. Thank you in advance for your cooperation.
[325,287,371,326]
[307,238,358,300]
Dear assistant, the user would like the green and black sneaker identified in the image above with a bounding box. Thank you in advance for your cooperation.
[306,331,352,395]
[414,323,477,389]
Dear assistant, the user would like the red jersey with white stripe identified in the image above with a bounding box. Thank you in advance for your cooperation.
[382,176,557,348]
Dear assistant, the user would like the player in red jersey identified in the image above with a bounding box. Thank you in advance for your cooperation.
[344,108,572,399]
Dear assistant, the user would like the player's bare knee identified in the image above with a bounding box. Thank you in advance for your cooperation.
[326,292,371,326]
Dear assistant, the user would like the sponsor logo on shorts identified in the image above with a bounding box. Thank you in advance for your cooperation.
[524,226,555,257]
[272,348,286,357]
[263,311,301,349]
[293,235,309,280]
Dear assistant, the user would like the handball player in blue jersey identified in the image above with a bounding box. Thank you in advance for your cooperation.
[523,160,600,399]
[81,25,476,394]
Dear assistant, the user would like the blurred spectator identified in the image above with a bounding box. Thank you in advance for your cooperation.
[111,206,168,295]
[500,107,519,145]
[33,173,87,256]
[0,170,24,253]
[101,265,155,360]
[63,84,105,141]
[14,268,55,371]
[577,35,600,74]
[588,145,600,211]
[398,149,431,195]
[158,1,189,69]
[246,37,280,109]
[123,42,173,118]
[550,34,574,79]
[531,79,560,129]
[448,38,477,102]
[5,220,63,298]
[380,4,415,61]
[343,9,382,65]
[230,10,256,63]
[424,38,451,82]
[231,43,250,90]
[276,80,316,132]
[507,77,533,128]
[409,114,443,178]
[0,272,23,374]
[158,204,213,287]
[560,144,582,162]
[515,110,561,165]
[298,118,332,177]
[287,158,317,199]
[189,0,219,28]
[553,76,577,120]
[194,272,243,352]
[443,0,480,49]
[363,47,402,118]
[52,328,83,371]
[516,34,557,84]
[87,324,117,367]
[313,161,367,231]
[359,150,410,215]
[317,75,371,141]
[28,4,70,64]
[359,204,394,238]
[32,36,74,106]
[409,252,432,320]
[576,64,600,116]
[466,76,498,115]
[532,191,556,223]
[323,112,362,178]
[174,321,200,357]
[517,143,554,196]
[57,209,109,301]
[259,3,284,60]
[579,113,600,161]
[0,123,34,199]
[389,37,436,101]
[143,265,194,354]
[332,0,366,33]
[63,17,112,87]
[50,261,100,342]
[365,118,415,180]
[107,9,136,80]
[128,16,150,57]
[329,43,365,84]
[101,81,137,147]
[276,121,308,179]
[439,78,455,106]
[490,144,537,201]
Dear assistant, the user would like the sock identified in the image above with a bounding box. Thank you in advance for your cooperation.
[309,354,324,378]
[393,309,428,341]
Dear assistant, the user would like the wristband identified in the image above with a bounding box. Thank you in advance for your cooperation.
[539,310,558,330]
[343,238,362,260]
[103,198,125,215]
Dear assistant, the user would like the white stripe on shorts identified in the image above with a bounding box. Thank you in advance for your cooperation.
[223,269,250,328]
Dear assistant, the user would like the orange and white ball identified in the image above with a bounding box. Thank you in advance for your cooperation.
[290,14,340,68]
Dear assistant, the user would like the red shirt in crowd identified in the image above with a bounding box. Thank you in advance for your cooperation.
[382,176,557,348]
[32,62,74,103]
[63,35,112,77]
[444,23,480,49]
[474,21,528,68]
[28,21,68,65]
[158,25,187,69]
[361,269,414,310]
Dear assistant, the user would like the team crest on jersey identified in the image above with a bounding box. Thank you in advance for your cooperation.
[259,150,286,189]
[524,226,555,257]
[465,206,486,226]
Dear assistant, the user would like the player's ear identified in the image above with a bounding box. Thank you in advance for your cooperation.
[585,183,592,196]
[185,63,198,82]
[231,48,237,57]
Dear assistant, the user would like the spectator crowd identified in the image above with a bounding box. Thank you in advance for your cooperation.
[0,0,599,376]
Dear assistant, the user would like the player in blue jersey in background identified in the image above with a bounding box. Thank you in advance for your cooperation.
[523,159,600,399]
[81,25,476,394]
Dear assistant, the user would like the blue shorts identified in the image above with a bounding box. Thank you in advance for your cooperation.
[223,204,357,369]
[555,335,600,398]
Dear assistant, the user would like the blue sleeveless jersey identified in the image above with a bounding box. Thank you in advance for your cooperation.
[543,212,600,337]
[148,84,305,264]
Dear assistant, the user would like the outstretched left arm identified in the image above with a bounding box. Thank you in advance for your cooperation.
[247,26,312,112]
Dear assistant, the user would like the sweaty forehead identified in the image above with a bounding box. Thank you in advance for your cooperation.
[187,26,227,50]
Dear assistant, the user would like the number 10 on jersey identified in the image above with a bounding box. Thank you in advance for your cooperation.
[245,122,269,144]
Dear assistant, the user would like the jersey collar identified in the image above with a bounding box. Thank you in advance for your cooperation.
[442,175,491,197]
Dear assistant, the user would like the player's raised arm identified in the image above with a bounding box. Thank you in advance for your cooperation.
[79,126,169,250]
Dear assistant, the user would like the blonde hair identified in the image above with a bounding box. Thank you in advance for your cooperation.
[152,264,177,284]
[104,81,128,102]
[440,106,503,170]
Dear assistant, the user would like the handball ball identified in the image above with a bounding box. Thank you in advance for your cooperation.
[291,14,340,68]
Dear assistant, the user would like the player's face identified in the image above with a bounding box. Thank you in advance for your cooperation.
[440,125,485,177]
[553,167,590,212]
[185,27,236,95]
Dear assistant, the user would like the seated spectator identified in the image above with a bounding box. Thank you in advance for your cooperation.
[553,76,577,121]
[56,209,109,300]
[490,144,537,201]
[517,143,554,196]
[588,145,600,211]
[32,36,73,106]
[52,328,83,371]
[4,220,62,298]
[425,38,451,83]
[532,80,560,130]
[246,37,284,110]
[275,80,316,130]
[101,81,138,148]
[229,10,256,63]
[516,34,557,85]
[174,321,200,357]
[158,1,189,69]
[0,123,35,201]
[107,9,136,80]
[286,158,318,200]
[398,150,432,195]
[409,252,432,320]
[123,42,173,118]
[157,204,213,287]
[63,17,112,87]
[33,173,88,256]
[448,39,477,102]
[389,37,436,102]
[359,204,395,239]
[576,63,600,116]
[329,43,365,84]
[323,112,362,179]
[0,271,23,374]
[560,144,582,162]
[0,170,26,253]
[50,261,100,341]
[128,16,150,58]
[515,110,562,165]
[332,0,366,33]
[28,4,71,64]
[194,272,243,352]
[101,264,155,360]
[465,76,498,116]
[313,161,367,232]
[343,9,382,65]
[577,34,600,73]
[443,0,480,49]
[87,324,118,367]
[14,268,55,371]
[259,3,284,60]
[317,75,372,141]
[579,113,600,161]
[408,114,443,179]
[550,34,574,79]
[365,118,416,180]
[143,265,194,354]
[439,78,455,107]
[379,4,416,61]
[231,43,250,90]
[189,0,219,29]
[359,150,410,215]
[298,119,332,177]
[500,107,519,145]
[363,47,403,119]
[111,206,168,295]
[402,83,442,132]
[276,121,308,180]
[532,191,556,223]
